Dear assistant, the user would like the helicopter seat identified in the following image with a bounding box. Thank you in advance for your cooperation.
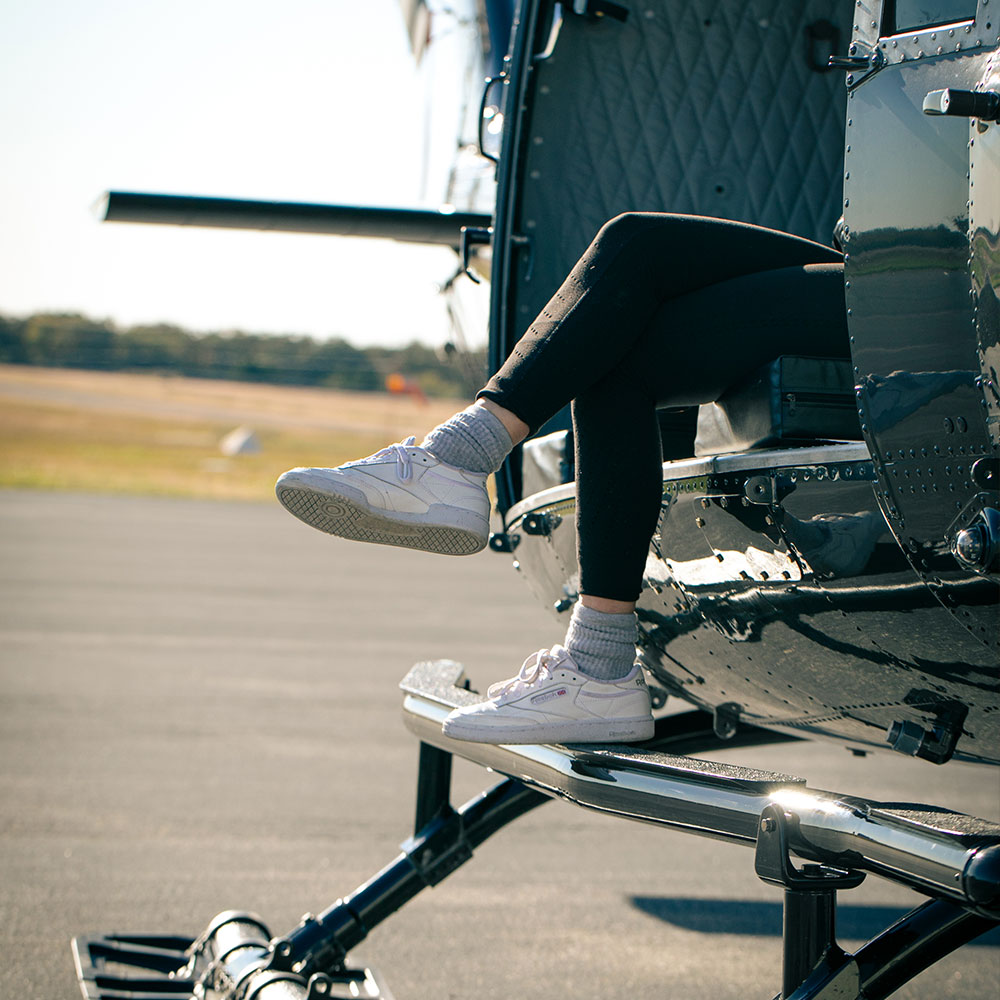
[693,355,860,457]
[521,428,574,499]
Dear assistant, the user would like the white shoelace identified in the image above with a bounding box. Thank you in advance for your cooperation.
[488,647,562,701]
[356,436,417,481]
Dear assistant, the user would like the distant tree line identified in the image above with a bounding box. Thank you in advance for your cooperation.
[0,312,486,398]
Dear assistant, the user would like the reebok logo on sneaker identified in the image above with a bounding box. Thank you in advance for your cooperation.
[531,688,567,705]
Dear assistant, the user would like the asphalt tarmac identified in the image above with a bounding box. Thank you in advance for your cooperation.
[1,490,997,999]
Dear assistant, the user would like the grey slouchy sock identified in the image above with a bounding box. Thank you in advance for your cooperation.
[421,403,513,475]
[564,603,638,681]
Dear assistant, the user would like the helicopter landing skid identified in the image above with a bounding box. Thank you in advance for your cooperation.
[73,660,999,1000]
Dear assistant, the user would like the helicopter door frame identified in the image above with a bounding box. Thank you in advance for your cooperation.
[487,0,548,515]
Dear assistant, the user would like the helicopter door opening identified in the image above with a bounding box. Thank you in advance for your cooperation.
[490,0,856,511]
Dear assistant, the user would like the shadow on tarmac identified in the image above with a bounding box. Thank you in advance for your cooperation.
[631,896,1000,945]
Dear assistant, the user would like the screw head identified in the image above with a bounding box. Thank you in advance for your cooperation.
[954,526,986,567]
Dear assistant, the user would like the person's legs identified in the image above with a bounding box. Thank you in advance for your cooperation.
[445,258,848,743]
[276,213,847,741]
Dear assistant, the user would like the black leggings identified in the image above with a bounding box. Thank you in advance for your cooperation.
[478,213,849,602]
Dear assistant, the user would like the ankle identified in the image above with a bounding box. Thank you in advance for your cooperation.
[421,403,513,475]
[476,398,529,446]
[564,603,637,681]
[580,594,636,615]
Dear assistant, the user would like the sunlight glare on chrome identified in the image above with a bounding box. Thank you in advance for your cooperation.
[770,788,845,818]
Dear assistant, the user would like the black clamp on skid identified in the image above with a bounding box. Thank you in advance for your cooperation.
[755,804,865,999]
[755,804,865,892]
[401,806,474,887]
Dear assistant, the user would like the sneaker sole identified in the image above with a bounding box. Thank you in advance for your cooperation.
[275,482,488,556]
[442,714,655,744]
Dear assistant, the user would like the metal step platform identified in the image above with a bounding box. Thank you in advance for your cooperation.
[400,659,1000,912]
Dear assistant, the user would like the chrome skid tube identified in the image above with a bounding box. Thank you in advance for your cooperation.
[400,659,1000,916]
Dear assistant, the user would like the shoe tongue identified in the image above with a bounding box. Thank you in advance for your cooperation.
[545,644,572,668]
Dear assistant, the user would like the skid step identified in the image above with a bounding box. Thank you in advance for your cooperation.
[73,933,196,999]
[73,929,393,1000]
[400,658,1000,913]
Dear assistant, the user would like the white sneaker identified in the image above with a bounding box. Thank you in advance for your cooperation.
[275,437,490,555]
[442,646,655,744]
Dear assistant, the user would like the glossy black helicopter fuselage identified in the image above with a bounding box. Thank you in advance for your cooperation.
[486,0,999,766]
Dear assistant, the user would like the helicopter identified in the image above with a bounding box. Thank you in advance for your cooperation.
[74,1,998,998]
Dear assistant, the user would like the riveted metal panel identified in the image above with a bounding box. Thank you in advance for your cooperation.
[842,1,999,653]
[506,444,1000,763]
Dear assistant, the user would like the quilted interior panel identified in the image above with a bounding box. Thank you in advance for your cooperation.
[506,0,853,341]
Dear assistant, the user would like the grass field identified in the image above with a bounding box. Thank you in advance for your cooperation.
[0,365,469,501]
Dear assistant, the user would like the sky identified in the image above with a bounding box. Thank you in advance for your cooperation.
[0,0,492,348]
